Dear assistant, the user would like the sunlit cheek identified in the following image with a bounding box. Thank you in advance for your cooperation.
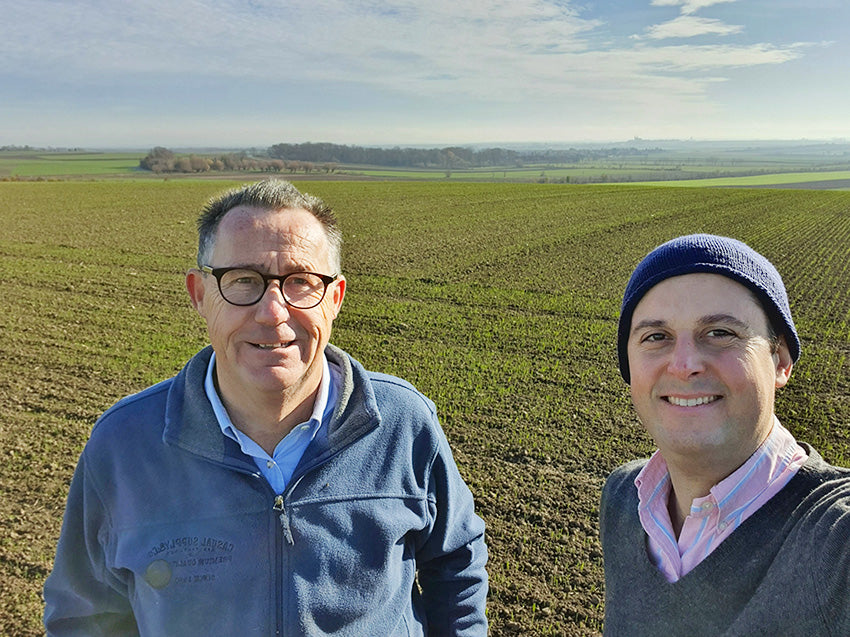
[203,300,246,342]
[316,294,341,326]
[300,306,332,341]
[628,352,659,380]
[742,336,777,361]
[739,341,778,382]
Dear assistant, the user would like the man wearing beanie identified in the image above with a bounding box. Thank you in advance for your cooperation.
[600,234,850,636]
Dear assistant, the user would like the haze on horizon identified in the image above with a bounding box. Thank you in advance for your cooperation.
[1,0,848,149]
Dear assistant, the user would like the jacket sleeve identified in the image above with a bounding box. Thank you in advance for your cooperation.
[43,452,139,636]
[414,421,489,637]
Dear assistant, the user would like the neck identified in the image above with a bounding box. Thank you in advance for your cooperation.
[215,371,322,456]
[227,390,317,455]
[664,453,743,538]
[661,423,777,537]
[665,470,715,538]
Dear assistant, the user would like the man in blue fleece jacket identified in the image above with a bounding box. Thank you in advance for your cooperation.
[44,179,488,636]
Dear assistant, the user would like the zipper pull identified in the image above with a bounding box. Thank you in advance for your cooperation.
[273,495,294,546]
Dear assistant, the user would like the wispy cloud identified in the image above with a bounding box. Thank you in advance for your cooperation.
[639,15,743,39]
[0,1,805,93]
[650,0,739,15]
[0,0,840,145]
[630,42,807,70]
[640,0,742,40]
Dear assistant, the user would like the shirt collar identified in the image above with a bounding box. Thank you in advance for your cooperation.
[705,417,801,518]
[204,351,332,445]
[635,449,671,512]
[635,416,803,520]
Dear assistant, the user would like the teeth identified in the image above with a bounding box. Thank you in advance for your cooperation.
[257,343,284,349]
[667,395,718,407]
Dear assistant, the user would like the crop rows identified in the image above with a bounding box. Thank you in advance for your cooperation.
[1,181,849,635]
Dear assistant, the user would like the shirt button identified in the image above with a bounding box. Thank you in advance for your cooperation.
[717,521,728,531]
[267,461,274,468]
[701,502,714,511]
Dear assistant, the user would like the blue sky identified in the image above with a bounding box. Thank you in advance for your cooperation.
[2,0,848,148]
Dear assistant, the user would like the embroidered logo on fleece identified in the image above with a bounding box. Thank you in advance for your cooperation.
[143,536,235,589]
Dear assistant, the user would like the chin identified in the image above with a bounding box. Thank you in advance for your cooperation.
[245,366,303,391]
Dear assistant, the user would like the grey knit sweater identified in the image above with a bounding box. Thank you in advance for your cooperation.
[600,445,850,636]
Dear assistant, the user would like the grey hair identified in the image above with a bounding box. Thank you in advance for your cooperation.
[196,179,343,273]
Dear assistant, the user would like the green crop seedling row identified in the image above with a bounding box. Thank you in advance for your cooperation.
[1,180,848,635]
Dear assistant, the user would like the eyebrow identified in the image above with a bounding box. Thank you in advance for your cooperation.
[631,319,666,336]
[631,314,751,336]
[208,262,263,270]
[219,263,312,273]
[700,314,751,331]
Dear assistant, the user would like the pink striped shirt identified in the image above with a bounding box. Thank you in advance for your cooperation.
[635,418,808,583]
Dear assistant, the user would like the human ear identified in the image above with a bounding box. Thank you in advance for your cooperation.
[329,275,346,319]
[186,268,207,316]
[773,335,793,389]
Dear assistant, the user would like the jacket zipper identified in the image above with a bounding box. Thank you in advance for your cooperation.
[269,429,376,634]
[273,494,295,546]
[272,438,357,541]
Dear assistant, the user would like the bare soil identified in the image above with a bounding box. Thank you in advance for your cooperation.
[0,339,619,636]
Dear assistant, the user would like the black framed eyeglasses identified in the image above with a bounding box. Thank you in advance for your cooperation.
[201,266,338,309]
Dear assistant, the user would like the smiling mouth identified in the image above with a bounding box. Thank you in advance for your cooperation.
[664,395,721,407]
[254,342,292,350]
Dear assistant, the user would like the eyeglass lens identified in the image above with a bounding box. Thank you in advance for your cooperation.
[218,269,327,308]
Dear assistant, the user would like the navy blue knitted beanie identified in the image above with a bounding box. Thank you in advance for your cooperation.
[617,234,800,384]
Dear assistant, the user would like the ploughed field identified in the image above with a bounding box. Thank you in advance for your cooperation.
[2,181,849,636]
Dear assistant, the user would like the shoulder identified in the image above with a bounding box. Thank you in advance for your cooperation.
[97,378,172,420]
[367,371,437,416]
[599,460,646,545]
[329,344,438,419]
[604,459,647,494]
[780,449,850,563]
[795,457,850,523]
[601,461,646,517]
[789,447,850,515]
[787,453,850,622]
[72,377,176,495]
[84,377,175,459]
[796,444,850,482]
[92,378,172,431]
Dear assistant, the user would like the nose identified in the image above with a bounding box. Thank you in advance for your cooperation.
[667,335,704,379]
[254,281,291,324]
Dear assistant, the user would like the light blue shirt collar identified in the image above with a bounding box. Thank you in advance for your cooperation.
[204,351,337,494]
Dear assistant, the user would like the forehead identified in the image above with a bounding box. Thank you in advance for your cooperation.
[633,273,768,325]
[214,205,329,261]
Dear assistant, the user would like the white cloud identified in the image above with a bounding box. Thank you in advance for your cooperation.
[650,0,739,15]
[640,15,744,39]
[0,0,803,86]
[629,42,806,70]
[0,0,599,77]
[0,0,840,145]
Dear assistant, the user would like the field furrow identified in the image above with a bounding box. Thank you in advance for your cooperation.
[2,181,849,636]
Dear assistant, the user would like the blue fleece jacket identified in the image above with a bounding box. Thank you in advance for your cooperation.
[44,345,488,636]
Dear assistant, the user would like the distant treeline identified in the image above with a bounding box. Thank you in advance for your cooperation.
[268,143,520,168]
[139,143,662,174]
[267,142,660,168]
[139,147,336,174]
